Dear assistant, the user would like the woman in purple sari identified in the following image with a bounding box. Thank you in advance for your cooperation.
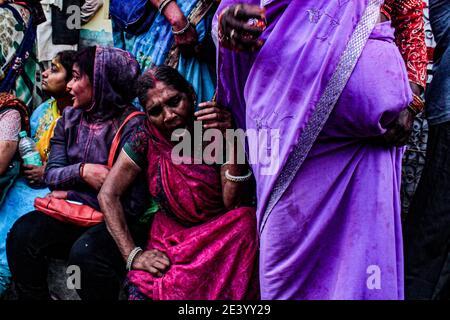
[214,0,419,299]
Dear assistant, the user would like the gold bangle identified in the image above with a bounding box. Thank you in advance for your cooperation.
[158,0,173,14]
[408,94,425,115]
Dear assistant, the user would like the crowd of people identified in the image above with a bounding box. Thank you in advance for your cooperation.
[0,0,449,300]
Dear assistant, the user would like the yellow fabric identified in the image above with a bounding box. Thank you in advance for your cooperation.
[35,100,60,162]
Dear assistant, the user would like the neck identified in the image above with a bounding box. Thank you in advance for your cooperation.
[54,94,72,112]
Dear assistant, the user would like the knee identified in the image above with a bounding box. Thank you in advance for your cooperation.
[67,237,94,270]
[6,211,41,255]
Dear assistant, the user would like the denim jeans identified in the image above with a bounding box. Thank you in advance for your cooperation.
[425,0,450,125]
[6,211,147,300]
[404,122,450,300]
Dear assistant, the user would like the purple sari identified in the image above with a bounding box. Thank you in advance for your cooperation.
[214,0,412,299]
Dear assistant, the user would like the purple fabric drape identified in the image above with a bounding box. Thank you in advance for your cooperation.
[214,0,411,299]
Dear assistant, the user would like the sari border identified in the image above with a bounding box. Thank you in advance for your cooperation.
[259,0,383,233]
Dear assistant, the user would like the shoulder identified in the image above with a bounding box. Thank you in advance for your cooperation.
[121,108,146,127]
[30,99,53,120]
[0,108,20,120]
[0,109,21,127]
[60,106,84,123]
[0,109,21,141]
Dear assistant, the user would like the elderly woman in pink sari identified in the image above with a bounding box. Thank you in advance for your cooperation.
[98,65,259,300]
[214,0,426,299]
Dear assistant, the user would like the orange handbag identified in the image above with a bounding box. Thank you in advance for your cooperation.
[34,111,144,227]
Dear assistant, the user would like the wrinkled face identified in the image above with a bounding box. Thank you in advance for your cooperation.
[66,63,93,109]
[41,56,68,96]
[145,81,193,139]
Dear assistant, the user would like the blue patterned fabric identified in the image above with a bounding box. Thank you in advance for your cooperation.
[112,0,215,106]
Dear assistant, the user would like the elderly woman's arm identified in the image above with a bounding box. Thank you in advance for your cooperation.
[99,150,170,277]
[149,0,197,48]
[195,101,254,209]
[98,151,141,261]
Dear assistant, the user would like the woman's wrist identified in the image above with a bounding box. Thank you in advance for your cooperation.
[163,1,187,29]
[126,247,143,271]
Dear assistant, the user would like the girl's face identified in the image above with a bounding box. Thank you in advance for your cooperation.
[41,56,68,97]
[144,81,193,139]
[66,63,93,109]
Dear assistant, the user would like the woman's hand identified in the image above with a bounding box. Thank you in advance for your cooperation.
[132,249,171,277]
[382,109,415,146]
[173,20,198,51]
[195,101,234,132]
[218,4,266,52]
[81,163,110,191]
[383,82,422,147]
[160,1,199,56]
[23,163,46,186]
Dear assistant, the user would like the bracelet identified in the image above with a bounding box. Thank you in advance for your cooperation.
[126,247,143,271]
[225,169,252,182]
[158,0,173,14]
[79,163,85,179]
[172,20,191,35]
[407,94,425,115]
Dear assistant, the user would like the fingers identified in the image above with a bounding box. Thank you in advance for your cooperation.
[219,4,266,52]
[222,16,265,37]
[203,122,233,130]
[196,112,222,122]
[195,106,222,118]
[219,29,264,52]
[220,4,266,34]
[152,259,170,271]
[233,4,266,21]
[383,126,411,146]
[147,266,164,277]
[197,101,218,109]
[140,250,171,277]
[149,249,171,265]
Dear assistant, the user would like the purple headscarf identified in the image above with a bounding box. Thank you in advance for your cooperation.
[85,46,141,121]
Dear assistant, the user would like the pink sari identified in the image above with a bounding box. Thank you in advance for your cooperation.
[127,123,259,300]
